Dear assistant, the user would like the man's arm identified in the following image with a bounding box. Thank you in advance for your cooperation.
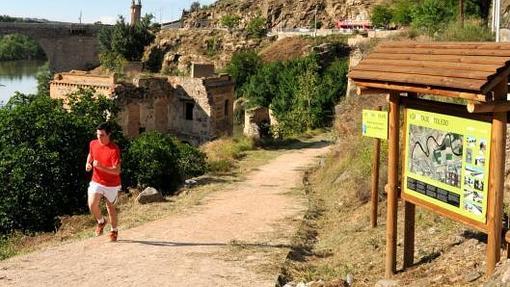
[92,160,121,175]
[85,153,93,172]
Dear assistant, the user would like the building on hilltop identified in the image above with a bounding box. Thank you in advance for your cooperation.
[131,0,142,26]
[49,64,234,145]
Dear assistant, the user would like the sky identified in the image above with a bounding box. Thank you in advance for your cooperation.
[1,0,216,24]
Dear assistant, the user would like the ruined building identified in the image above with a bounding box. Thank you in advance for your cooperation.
[131,0,142,26]
[49,65,234,145]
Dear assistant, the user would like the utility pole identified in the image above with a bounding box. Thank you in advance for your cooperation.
[79,10,82,24]
[314,6,317,38]
[496,0,501,42]
[459,0,464,27]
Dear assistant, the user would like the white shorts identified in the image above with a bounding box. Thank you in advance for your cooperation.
[88,181,121,204]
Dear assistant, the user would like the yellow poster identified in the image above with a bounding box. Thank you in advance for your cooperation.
[362,110,388,140]
[404,109,491,223]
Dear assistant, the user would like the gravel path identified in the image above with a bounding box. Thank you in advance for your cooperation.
[0,141,330,287]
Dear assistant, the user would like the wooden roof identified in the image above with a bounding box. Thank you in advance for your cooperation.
[349,41,510,102]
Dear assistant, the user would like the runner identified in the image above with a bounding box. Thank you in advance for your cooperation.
[85,122,122,241]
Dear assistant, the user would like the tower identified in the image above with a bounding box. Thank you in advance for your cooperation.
[130,0,142,26]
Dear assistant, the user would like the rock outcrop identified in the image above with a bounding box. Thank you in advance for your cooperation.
[181,0,383,30]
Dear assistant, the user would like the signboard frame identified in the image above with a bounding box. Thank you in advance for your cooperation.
[402,107,492,231]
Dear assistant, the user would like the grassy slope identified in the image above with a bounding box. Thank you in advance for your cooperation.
[279,95,491,286]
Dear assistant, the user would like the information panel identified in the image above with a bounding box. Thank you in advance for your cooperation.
[362,109,388,140]
[404,109,492,223]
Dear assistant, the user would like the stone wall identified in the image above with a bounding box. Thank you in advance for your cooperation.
[115,75,234,144]
[50,71,116,102]
[50,71,234,145]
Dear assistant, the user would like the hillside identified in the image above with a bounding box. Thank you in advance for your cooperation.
[183,0,382,29]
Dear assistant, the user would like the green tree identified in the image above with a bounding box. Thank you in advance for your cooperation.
[0,34,46,61]
[371,4,393,28]
[35,63,52,97]
[225,50,262,97]
[220,14,241,30]
[412,0,455,35]
[97,14,156,71]
[190,2,201,12]
[391,0,415,26]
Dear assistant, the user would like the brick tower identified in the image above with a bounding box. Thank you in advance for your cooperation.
[130,0,142,26]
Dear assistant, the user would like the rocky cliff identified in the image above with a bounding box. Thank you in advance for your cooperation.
[182,0,382,29]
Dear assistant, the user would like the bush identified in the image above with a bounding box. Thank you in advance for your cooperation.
[176,141,207,180]
[123,132,206,194]
[201,137,255,173]
[220,14,241,30]
[246,16,267,38]
[123,132,180,194]
[436,19,494,41]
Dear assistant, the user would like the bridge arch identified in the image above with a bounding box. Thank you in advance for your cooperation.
[0,22,106,72]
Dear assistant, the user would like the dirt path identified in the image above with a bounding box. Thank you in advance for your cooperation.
[0,141,330,287]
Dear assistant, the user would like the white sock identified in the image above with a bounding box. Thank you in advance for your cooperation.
[97,217,105,224]
[111,227,118,232]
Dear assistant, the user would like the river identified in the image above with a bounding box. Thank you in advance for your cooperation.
[0,60,47,105]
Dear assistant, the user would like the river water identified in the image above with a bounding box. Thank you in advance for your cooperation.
[0,60,47,105]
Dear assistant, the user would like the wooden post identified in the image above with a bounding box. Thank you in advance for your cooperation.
[385,92,400,278]
[403,202,415,268]
[371,106,382,228]
[486,111,507,276]
[402,107,415,269]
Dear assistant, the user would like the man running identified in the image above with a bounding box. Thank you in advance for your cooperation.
[85,122,121,241]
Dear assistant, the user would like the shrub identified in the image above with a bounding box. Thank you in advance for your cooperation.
[436,19,494,41]
[220,14,241,30]
[123,132,180,194]
[123,132,207,194]
[246,16,267,38]
[175,141,207,180]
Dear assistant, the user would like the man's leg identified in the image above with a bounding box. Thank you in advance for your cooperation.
[88,192,103,221]
[105,200,117,230]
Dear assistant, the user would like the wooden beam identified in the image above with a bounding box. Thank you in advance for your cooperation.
[385,92,400,278]
[355,63,491,81]
[349,70,486,92]
[480,66,510,96]
[467,101,510,113]
[486,111,507,276]
[353,81,487,102]
[367,52,510,66]
[356,86,388,96]
[376,47,510,57]
[361,58,502,73]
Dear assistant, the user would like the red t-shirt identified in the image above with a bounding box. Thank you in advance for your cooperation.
[89,139,121,187]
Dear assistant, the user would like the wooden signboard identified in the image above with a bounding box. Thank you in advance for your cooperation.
[403,108,492,229]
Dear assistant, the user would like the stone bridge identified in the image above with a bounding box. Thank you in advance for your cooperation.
[0,22,108,72]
